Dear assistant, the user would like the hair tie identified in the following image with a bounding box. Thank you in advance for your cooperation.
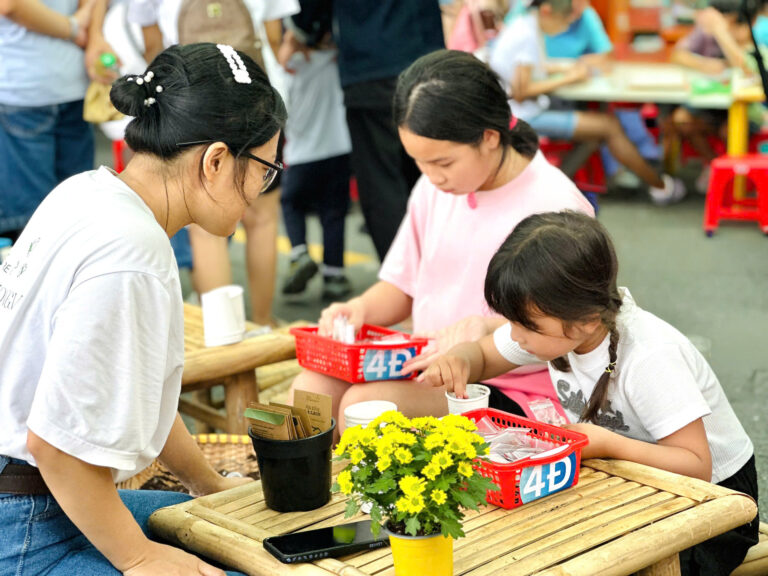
[509,115,518,130]
[604,361,616,375]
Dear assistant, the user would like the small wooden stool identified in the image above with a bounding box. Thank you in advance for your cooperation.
[704,154,768,236]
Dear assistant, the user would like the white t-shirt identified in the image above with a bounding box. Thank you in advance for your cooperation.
[492,289,753,484]
[0,167,184,483]
[283,49,351,165]
[127,0,299,46]
[489,12,550,120]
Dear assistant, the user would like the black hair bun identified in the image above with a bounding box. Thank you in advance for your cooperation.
[110,75,152,118]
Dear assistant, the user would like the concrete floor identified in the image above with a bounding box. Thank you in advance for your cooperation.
[95,132,767,521]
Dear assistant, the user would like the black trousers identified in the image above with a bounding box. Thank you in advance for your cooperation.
[280,154,350,268]
[680,455,760,576]
[344,78,420,261]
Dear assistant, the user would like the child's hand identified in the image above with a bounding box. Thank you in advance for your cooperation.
[318,298,365,337]
[189,473,253,497]
[417,354,471,398]
[404,315,492,374]
[562,422,617,460]
[564,62,590,84]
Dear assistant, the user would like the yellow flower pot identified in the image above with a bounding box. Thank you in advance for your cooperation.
[387,530,453,576]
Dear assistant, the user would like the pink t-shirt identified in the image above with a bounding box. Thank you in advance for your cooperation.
[379,151,595,396]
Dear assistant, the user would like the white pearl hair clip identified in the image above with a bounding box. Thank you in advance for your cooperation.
[144,97,156,107]
[216,44,251,84]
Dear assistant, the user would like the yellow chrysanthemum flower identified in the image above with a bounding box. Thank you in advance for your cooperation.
[405,495,425,515]
[424,432,446,451]
[337,470,353,495]
[441,413,477,431]
[350,447,366,465]
[463,444,477,459]
[376,455,392,472]
[399,475,426,497]
[430,489,447,505]
[431,450,453,470]
[395,496,411,514]
[394,447,413,464]
[458,461,474,478]
[422,462,441,481]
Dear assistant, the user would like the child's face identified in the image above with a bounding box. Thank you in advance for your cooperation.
[506,312,605,362]
[728,19,752,46]
[398,127,503,195]
[538,4,574,36]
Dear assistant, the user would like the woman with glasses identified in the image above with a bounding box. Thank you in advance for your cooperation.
[0,43,285,576]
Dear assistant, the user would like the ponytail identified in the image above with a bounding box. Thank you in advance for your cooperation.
[580,326,620,424]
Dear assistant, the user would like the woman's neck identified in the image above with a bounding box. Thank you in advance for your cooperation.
[117,156,191,237]
[479,146,531,191]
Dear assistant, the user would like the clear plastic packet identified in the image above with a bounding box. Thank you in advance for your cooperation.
[474,415,501,436]
[529,398,567,426]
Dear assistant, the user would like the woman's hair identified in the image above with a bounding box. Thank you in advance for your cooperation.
[484,211,623,423]
[526,0,573,15]
[110,43,286,193]
[709,0,760,23]
[393,49,539,159]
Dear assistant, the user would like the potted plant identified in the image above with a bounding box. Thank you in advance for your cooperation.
[332,411,497,575]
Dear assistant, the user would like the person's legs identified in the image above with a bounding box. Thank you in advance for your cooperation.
[573,111,665,189]
[345,79,417,261]
[0,103,58,234]
[672,106,719,162]
[55,99,94,182]
[241,189,280,325]
[280,162,319,296]
[316,154,352,300]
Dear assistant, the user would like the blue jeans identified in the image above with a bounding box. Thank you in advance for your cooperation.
[0,457,245,575]
[0,100,94,234]
[600,108,660,176]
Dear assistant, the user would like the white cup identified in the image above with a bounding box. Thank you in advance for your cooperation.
[201,285,246,347]
[343,400,398,429]
[445,384,491,414]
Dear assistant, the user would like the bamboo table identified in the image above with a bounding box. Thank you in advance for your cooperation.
[181,304,298,434]
[149,458,758,576]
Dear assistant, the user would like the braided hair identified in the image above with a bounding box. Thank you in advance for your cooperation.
[485,211,623,424]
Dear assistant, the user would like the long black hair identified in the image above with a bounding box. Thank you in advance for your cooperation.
[485,211,623,423]
[393,49,539,159]
[110,43,286,194]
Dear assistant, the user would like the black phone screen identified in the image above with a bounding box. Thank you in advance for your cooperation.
[263,520,389,563]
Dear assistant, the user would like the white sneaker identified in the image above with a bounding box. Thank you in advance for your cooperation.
[695,165,711,195]
[648,174,687,206]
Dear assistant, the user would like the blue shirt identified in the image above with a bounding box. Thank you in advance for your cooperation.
[545,7,613,58]
[0,0,88,106]
[754,15,768,47]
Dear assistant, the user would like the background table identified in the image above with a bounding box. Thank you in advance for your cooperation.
[181,304,299,434]
[149,458,757,576]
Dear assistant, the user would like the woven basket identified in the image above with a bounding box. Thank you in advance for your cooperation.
[117,434,259,492]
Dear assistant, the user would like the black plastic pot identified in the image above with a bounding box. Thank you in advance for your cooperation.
[248,419,336,512]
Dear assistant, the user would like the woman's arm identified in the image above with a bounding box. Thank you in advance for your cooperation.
[510,62,589,101]
[28,430,226,575]
[564,418,712,481]
[84,0,119,84]
[0,0,94,46]
[141,24,163,63]
[671,48,728,75]
[158,413,252,496]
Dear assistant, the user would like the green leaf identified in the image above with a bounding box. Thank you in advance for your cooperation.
[369,476,396,493]
[405,516,421,536]
[440,517,465,540]
[455,489,479,509]
[345,499,360,518]
[370,503,383,525]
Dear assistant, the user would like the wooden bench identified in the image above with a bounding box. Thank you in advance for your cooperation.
[732,521,768,576]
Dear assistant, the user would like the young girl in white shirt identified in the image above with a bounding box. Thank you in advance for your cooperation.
[422,210,759,575]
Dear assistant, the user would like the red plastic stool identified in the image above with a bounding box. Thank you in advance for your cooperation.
[704,154,768,236]
[112,139,126,173]
[539,138,607,194]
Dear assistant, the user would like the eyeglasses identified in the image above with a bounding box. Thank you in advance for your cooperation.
[176,140,283,192]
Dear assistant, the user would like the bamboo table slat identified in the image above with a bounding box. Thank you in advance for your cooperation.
[181,304,299,434]
[149,458,758,576]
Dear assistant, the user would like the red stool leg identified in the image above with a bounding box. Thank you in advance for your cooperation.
[757,167,768,234]
[704,163,731,236]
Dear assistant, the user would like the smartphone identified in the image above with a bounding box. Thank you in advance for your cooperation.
[263,520,389,564]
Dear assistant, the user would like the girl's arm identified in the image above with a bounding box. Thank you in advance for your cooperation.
[141,24,163,63]
[510,62,589,101]
[565,418,712,481]
[0,0,94,46]
[27,431,226,575]
[158,413,251,496]
[670,48,728,75]
[419,333,520,398]
[696,7,751,75]
[318,281,413,335]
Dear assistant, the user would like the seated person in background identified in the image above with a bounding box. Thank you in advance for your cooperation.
[422,210,759,576]
[490,0,685,205]
[668,0,762,191]
[290,49,594,438]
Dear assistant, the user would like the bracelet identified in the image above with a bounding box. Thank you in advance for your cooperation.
[68,15,78,41]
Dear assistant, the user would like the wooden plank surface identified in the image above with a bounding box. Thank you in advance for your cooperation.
[149,461,759,576]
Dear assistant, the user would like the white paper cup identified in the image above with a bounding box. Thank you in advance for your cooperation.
[343,400,398,429]
[445,384,490,414]
[201,285,246,347]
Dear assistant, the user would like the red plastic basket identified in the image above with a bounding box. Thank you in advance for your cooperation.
[462,408,589,509]
[290,325,429,384]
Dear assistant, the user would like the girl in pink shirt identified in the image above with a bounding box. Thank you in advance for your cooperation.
[290,49,594,436]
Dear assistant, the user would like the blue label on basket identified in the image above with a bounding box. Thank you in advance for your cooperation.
[518,452,577,503]
[362,347,418,381]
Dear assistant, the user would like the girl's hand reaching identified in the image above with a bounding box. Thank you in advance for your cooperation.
[318,297,365,337]
[122,541,226,576]
[561,422,617,460]
[418,354,472,399]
